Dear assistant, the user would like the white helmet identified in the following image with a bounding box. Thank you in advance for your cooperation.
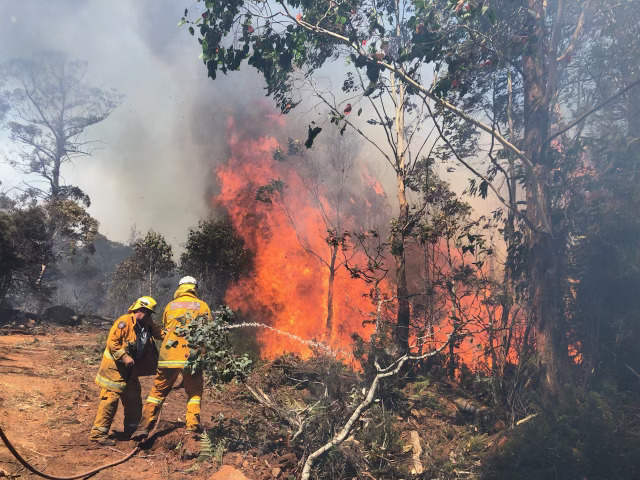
[179,275,197,286]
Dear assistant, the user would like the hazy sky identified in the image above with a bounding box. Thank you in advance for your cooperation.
[0,0,266,250]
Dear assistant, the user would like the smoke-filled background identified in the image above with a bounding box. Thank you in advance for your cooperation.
[0,0,268,248]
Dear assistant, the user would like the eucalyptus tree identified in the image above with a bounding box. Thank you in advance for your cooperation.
[180,218,253,306]
[0,52,120,200]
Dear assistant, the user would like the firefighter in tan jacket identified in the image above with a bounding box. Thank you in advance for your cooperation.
[90,296,163,446]
[132,277,212,440]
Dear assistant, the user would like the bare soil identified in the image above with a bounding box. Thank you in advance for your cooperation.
[0,327,284,480]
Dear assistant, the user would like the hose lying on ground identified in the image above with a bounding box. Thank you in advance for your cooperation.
[0,413,162,480]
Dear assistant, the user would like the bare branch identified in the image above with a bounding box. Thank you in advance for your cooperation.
[556,0,591,62]
[545,77,640,143]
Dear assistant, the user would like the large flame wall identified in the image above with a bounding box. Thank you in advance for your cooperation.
[215,116,376,358]
[213,114,527,372]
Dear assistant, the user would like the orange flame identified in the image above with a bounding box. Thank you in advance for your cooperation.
[215,116,378,358]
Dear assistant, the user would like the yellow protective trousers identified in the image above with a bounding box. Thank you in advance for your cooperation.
[89,378,142,440]
[139,369,203,431]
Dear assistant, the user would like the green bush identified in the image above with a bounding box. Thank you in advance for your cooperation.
[183,306,252,383]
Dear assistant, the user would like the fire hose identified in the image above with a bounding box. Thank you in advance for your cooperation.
[0,412,162,480]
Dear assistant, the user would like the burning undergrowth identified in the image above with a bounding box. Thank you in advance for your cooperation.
[209,110,522,378]
[214,111,391,359]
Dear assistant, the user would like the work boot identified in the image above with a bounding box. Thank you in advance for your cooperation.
[130,428,149,441]
[186,425,203,434]
[91,437,116,446]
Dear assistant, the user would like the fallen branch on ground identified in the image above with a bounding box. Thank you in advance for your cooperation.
[515,413,537,426]
[300,335,454,480]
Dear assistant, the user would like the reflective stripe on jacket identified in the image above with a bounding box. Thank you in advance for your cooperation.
[95,313,163,393]
[157,285,212,369]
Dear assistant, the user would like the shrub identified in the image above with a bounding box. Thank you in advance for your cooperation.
[182,306,252,383]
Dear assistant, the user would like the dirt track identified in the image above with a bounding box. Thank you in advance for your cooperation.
[0,328,244,479]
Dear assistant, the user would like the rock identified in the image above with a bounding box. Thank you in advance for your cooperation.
[43,305,79,326]
[209,465,249,480]
[271,467,281,478]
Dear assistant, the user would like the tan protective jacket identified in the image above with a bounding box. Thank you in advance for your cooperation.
[95,313,163,392]
[157,285,212,369]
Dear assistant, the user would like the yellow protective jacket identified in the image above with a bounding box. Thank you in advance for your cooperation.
[95,313,163,393]
[157,285,212,369]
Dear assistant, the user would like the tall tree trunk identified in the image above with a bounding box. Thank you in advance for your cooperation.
[391,70,410,353]
[374,281,383,334]
[493,67,518,404]
[325,243,338,339]
[522,0,569,399]
[390,2,411,353]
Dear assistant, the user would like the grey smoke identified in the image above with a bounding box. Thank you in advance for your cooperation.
[0,0,265,251]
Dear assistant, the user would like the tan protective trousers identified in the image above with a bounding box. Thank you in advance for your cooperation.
[138,369,203,431]
[89,377,141,440]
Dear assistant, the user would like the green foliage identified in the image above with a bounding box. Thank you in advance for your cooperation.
[132,230,176,282]
[255,178,285,206]
[0,205,54,305]
[108,230,175,310]
[46,197,99,256]
[183,306,252,383]
[191,0,451,115]
[213,437,227,464]
[180,218,253,306]
[198,431,214,462]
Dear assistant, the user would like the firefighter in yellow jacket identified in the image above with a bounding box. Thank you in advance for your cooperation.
[90,296,163,445]
[132,276,212,440]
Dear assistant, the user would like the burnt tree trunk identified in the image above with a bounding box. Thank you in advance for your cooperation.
[325,242,338,338]
[394,197,410,352]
